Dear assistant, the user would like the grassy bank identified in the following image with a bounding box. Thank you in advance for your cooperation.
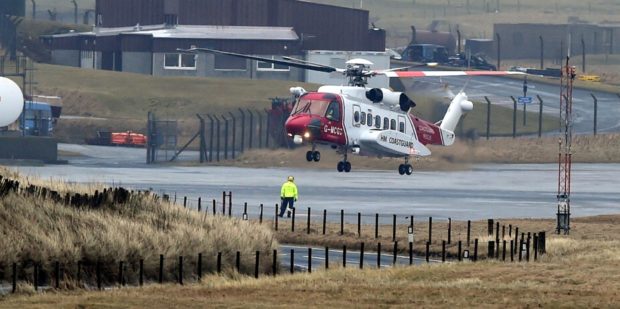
[0,169,278,283]
[2,215,619,307]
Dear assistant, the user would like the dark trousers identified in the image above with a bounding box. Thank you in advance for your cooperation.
[279,197,295,217]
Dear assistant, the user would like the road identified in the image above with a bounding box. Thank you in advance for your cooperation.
[13,145,620,222]
[401,75,620,134]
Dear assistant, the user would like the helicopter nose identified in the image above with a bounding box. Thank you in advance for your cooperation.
[286,116,322,143]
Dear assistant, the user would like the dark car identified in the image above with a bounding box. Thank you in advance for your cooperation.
[447,53,496,71]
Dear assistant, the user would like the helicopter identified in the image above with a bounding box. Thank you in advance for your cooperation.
[181,48,523,175]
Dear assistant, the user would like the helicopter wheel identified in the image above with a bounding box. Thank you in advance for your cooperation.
[337,161,345,172]
[312,151,321,162]
[398,164,406,175]
[344,161,352,173]
[306,151,313,162]
[405,164,413,175]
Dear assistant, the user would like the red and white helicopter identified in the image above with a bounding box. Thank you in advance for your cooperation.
[183,48,523,175]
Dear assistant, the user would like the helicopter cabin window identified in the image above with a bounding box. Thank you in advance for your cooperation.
[360,112,366,125]
[292,93,340,118]
[325,101,340,121]
[383,117,389,130]
[354,111,360,124]
[390,119,396,130]
[374,115,381,129]
[257,56,290,71]
[164,53,196,70]
[399,121,405,133]
[366,113,373,127]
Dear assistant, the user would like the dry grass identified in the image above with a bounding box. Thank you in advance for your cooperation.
[225,133,620,171]
[2,215,619,307]
[0,168,278,283]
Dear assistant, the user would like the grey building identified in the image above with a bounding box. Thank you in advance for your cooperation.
[42,24,305,81]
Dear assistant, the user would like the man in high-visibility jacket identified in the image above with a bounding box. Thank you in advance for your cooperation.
[279,176,298,217]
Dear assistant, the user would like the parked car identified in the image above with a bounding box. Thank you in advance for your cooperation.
[447,53,496,71]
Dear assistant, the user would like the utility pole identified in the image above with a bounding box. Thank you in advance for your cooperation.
[556,57,575,235]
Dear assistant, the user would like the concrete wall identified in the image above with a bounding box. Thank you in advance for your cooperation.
[51,50,80,67]
[122,52,153,75]
[0,136,58,163]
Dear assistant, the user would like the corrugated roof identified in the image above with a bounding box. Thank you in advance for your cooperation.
[45,24,299,41]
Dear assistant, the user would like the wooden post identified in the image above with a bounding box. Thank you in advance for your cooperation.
[378,242,382,268]
[343,245,347,268]
[448,218,452,244]
[275,204,279,231]
[272,249,277,276]
[307,207,311,234]
[259,204,264,224]
[502,240,507,261]
[393,241,398,265]
[392,215,397,242]
[442,240,446,262]
[409,241,413,265]
[255,251,260,278]
[183,196,187,208]
[375,213,379,239]
[360,242,365,269]
[325,247,329,269]
[290,249,294,274]
[340,209,344,235]
[467,220,471,247]
[510,240,514,262]
[428,217,432,243]
[197,253,203,280]
[236,251,241,272]
[425,242,430,263]
[212,199,216,215]
[198,197,201,212]
[322,209,326,235]
[291,207,296,232]
[474,239,478,262]
[458,240,462,261]
[358,212,361,237]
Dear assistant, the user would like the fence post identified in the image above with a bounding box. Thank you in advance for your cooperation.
[488,241,495,259]
[458,240,462,261]
[236,251,241,272]
[392,215,397,242]
[272,249,277,276]
[473,239,478,262]
[183,196,187,208]
[343,245,347,268]
[409,241,413,265]
[510,240,514,262]
[259,204,264,224]
[243,202,247,220]
[526,233,531,262]
[217,252,222,274]
[360,242,365,269]
[519,236,524,262]
[290,249,295,274]
[307,207,311,234]
[139,259,144,286]
[213,199,216,215]
[510,96,517,138]
[325,247,329,269]
[442,240,446,262]
[228,191,232,217]
[534,233,539,261]
[378,242,382,268]
[485,96,491,139]
[502,225,505,239]
[322,209,326,235]
[537,95,544,138]
[425,242,430,263]
[488,219,494,236]
[591,93,598,135]
[308,248,312,273]
[197,253,203,280]
[255,251,260,279]
[340,209,344,235]
[198,197,201,212]
[222,191,226,214]
[502,240,507,261]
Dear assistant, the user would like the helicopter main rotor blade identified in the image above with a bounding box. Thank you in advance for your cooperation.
[281,56,335,69]
[382,71,525,78]
[178,48,338,73]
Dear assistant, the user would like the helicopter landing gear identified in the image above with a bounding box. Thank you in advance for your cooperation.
[306,146,320,162]
[398,158,413,176]
[337,152,351,173]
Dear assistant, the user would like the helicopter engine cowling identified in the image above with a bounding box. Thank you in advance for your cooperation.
[365,88,416,112]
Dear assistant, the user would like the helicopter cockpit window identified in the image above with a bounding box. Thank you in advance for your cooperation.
[325,101,341,121]
[292,98,331,117]
[375,115,381,129]
[367,113,373,127]
[360,112,366,125]
[390,119,396,130]
[399,121,405,133]
[383,117,389,130]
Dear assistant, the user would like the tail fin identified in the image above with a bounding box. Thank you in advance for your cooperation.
[438,92,473,146]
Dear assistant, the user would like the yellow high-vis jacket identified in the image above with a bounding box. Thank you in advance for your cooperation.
[280,181,298,200]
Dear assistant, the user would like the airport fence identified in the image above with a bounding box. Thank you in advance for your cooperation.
[0,177,546,294]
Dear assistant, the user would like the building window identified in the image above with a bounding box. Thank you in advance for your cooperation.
[164,53,196,70]
[256,56,290,71]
